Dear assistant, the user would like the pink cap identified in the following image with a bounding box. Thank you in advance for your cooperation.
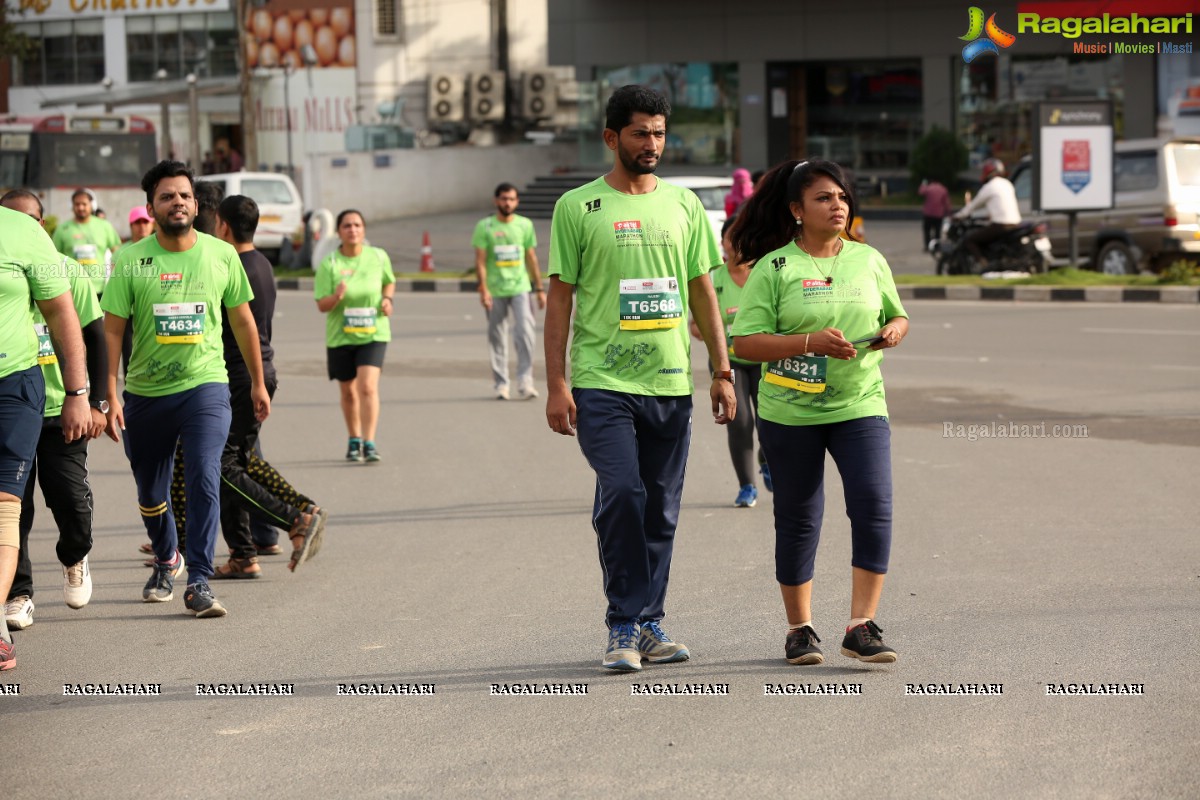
[128,207,152,224]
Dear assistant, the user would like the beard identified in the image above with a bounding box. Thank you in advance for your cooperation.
[617,143,659,175]
[154,209,193,236]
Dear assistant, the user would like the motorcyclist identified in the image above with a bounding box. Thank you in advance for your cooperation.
[954,158,1021,270]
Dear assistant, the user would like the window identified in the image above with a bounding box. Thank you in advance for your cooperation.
[242,179,296,205]
[125,12,239,82]
[1114,151,1159,193]
[375,0,400,38]
[12,20,105,86]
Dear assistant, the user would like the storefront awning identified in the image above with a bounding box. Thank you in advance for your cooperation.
[39,78,238,110]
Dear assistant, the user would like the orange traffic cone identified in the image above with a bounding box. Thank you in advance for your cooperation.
[419,230,435,272]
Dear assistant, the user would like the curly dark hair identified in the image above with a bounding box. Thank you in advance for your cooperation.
[604,84,671,132]
[141,160,195,204]
[728,158,858,266]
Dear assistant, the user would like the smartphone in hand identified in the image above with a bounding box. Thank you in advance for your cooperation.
[850,335,885,347]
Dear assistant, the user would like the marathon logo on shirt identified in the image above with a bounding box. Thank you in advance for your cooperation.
[614,220,644,245]
[160,272,184,290]
[802,279,834,298]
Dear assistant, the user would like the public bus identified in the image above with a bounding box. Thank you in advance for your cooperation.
[0,113,158,237]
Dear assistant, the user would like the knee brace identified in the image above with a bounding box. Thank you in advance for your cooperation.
[0,500,19,548]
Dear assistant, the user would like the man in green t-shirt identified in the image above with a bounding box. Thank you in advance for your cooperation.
[472,183,544,400]
[0,190,109,637]
[544,84,737,672]
[51,188,121,299]
[101,160,271,620]
[0,204,90,671]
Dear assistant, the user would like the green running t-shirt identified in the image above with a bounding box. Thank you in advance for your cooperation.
[730,240,907,426]
[709,264,755,367]
[0,207,71,380]
[101,232,253,397]
[34,264,102,417]
[51,216,121,297]
[472,214,538,298]
[315,246,396,348]
[548,177,721,396]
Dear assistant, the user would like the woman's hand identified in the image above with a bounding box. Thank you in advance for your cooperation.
[810,327,856,360]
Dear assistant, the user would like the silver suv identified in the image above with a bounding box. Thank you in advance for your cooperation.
[1010,138,1200,274]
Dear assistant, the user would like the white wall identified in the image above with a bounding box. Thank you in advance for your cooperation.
[304,140,573,219]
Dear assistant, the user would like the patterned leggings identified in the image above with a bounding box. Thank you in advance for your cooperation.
[170,440,315,548]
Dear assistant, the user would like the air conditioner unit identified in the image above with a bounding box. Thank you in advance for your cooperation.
[468,71,506,123]
[427,73,465,124]
[521,71,558,120]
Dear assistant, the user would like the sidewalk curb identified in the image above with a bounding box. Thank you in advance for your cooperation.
[277,277,1199,303]
[895,285,1199,303]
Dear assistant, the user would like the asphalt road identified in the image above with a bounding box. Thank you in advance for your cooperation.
[5,293,1198,799]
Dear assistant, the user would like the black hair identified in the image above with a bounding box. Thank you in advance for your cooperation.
[750,169,765,187]
[721,214,737,237]
[141,160,195,204]
[494,182,518,197]
[0,188,44,219]
[604,84,671,132]
[217,194,259,244]
[71,188,91,203]
[192,180,225,235]
[730,158,858,266]
[336,209,365,228]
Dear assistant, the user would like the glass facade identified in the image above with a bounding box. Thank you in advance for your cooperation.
[957,53,1125,168]
[594,63,740,166]
[13,20,105,86]
[805,60,923,170]
[126,12,238,82]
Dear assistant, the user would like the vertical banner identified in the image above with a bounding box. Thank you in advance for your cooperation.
[250,0,357,164]
[1032,101,1113,212]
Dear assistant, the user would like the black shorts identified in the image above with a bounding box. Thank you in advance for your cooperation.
[0,366,46,496]
[326,341,387,382]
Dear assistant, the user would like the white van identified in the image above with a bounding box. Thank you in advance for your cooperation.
[197,172,304,264]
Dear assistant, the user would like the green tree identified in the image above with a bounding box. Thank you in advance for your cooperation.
[0,2,37,61]
[910,127,969,189]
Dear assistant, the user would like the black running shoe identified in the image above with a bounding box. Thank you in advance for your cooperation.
[785,625,824,665]
[184,582,227,618]
[840,620,897,663]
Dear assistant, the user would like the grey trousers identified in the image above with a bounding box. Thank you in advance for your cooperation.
[487,292,535,389]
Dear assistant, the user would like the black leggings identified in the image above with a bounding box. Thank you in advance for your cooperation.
[727,362,764,487]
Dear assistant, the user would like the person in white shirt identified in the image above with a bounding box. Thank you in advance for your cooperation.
[955,158,1021,269]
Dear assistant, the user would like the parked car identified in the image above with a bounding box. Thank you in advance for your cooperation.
[659,175,731,242]
[1009,138,1200,274]
[197,171,304,265]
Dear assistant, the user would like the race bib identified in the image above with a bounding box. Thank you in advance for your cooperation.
[494,243,521,268]
[73,243,99,264]
[618,277,682,331]
[765,355,827,393]
[343,306,377,334]
[34,322,57,365]
[153,302,206,344]
[724,306,738,356]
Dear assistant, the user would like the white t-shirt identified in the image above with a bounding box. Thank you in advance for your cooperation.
[958,177,1021,225]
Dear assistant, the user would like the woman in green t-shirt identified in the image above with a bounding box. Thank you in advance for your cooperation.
[730,159,909,667]
[315,210,395,463]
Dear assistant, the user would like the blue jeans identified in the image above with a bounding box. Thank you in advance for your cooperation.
[123,383,231,584]
[574,388,692,628]
[758,416,893,585]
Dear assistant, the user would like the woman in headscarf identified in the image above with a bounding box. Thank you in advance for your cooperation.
[724,167,754,217]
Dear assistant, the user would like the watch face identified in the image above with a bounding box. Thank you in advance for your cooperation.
[92,400,110,414]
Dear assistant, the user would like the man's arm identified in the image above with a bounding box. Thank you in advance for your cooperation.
[543,276,576,436]
[35,292,90,442]
[525,247,545,310]
[687,273,736,425]
[227,303,271,422]
[102,312,127,441]
[81,317,108,439]
[474,247,492,310]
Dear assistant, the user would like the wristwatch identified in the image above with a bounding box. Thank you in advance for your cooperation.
[712,369,735,385]
[90,399,110,414]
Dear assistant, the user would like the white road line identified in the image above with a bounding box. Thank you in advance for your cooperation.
[1081,327,1200,336]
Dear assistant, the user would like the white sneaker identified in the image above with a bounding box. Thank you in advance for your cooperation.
[495,385,510,401]
[63,556,92,609]
[4,596,34,630]
[518,384,539,400]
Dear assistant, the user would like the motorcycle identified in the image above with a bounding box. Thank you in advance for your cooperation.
[930,217,1053,275]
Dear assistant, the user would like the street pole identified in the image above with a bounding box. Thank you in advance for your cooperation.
[236,0,256,170]
[284,64,294,178]
[187,73,200,169]
[156,69,172,160]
